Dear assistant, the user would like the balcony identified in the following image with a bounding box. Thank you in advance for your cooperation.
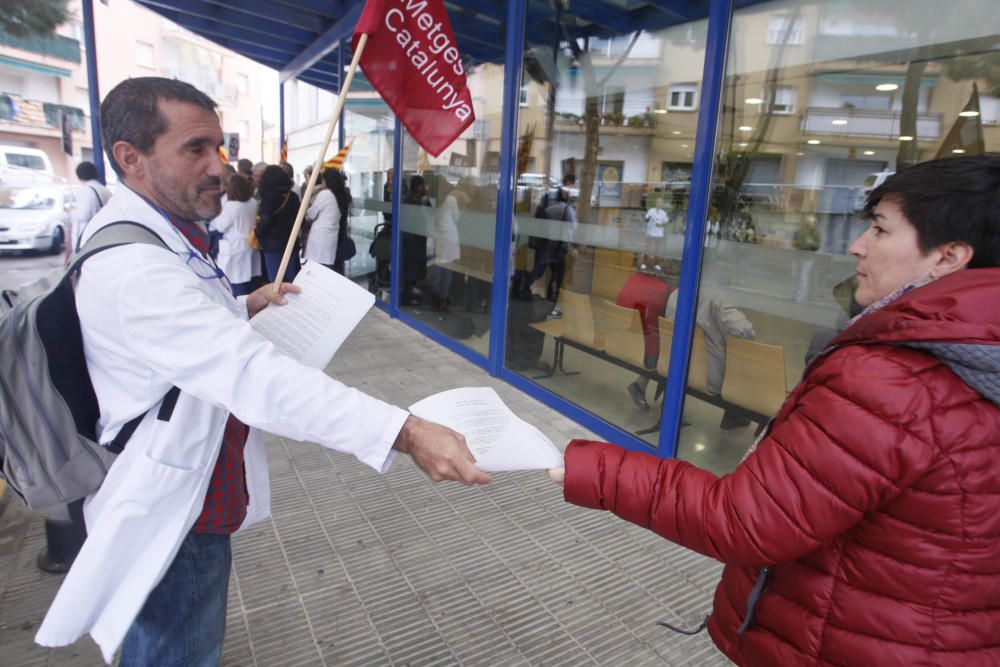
[801,106,941,141]
[0,93,85,132]
[0,28,80,63]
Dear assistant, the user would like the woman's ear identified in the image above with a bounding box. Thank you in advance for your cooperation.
[930,241,974,278]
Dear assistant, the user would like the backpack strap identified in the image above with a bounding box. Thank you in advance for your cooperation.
[67,221,181,452]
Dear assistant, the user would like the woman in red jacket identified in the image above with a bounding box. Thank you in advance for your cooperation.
[550,154,1000,666]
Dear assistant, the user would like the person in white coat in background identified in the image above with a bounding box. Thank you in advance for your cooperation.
[209,173,257,296]
[34,76,490,667]
[304,167,348,274]
[69,160,111,252]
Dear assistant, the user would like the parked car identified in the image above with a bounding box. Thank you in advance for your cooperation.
[0,185,73,255]
[852,170,894,212]
[0,145,56,188]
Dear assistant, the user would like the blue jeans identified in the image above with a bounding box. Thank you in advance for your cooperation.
[119,532,232,667]
[263,250,300,283]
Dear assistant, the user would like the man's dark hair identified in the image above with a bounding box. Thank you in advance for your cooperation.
[864,154,1000,268]
[75,161,98,181]
[562,173,576,186]
[100,77,217,177]
[237,158,253,176]
[279,161,294,180]
[409,175,425,192]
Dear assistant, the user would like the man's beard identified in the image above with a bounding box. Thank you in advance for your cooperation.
[153,176,222,221]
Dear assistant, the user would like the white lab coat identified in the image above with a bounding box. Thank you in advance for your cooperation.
[210,198,257,283]
[70,179,112,247]
[35,185,409,663]
[304,188,340,265]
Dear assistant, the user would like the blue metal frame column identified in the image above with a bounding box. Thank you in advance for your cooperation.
[389,117,402,315]
[486,0,528,376]
[657,0,733,457]
[278,83,285,158]
[81,0,104,183]
[338,39,346,150]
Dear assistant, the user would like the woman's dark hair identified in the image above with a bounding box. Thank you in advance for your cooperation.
[864,153,1000,268]
[100,77,217,177]
[322,168,352,226]
[258,164,292,194]
[409,175,425,192]
[226,173,253,202]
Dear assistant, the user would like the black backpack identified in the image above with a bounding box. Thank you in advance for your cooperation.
[0,222,173,510]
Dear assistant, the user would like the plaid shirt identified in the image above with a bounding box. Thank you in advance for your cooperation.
[166,212,250,535]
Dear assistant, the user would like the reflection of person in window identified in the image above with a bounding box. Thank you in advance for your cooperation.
[665,290,756,429]
[643,200,668,258]
[528,174,577,317]
[618,267,672,411]
[430,180,468,310]
[792,214,821,303]
[402,175,430,305]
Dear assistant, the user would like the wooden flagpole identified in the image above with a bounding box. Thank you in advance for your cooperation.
[272,33,369,293]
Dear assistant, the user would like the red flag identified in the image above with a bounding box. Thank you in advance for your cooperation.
[352,0,475,157]
[280,140,288,163]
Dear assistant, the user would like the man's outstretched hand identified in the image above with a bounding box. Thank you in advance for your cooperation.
[393,415,492,485]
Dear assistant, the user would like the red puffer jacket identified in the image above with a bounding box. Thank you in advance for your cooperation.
[564,269,1000,666]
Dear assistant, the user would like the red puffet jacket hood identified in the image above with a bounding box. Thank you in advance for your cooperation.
[563,268,1000,666]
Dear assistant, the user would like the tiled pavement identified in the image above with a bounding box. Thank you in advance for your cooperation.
[0,308,727,666]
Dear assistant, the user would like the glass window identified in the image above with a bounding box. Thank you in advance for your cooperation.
[339,105,395,293]
[678,0,1000,474]
[135,41,155,69]
[520,85,530,107]
[506,6,709,450]
[396,10,505,358]
[668,84,698,110]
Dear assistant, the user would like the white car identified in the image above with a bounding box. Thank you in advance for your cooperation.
[0,185,73,255]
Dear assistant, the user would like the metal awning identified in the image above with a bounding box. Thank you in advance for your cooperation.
[134,0,764,94]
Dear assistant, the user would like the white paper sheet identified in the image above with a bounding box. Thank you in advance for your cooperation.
[409,387,563,472]
[249,261,375,369]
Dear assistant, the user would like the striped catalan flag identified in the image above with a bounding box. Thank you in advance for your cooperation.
[322,139,353,170]
[218,145,229,165]
[280,140,288,163]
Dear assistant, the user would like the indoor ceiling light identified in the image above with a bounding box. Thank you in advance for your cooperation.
[671,130,681,135]
[958,110,980,117]
[744,97,762,104]
[899,135,914,141]
[831,119,848,125]
[952,148,966,154]
[876,83,899,91]
[680,144,689,148]
[652,108,667,114]
[738,125,753,131]
[739,142,749,147]
[863,150,875,155]
[807,139,821,145]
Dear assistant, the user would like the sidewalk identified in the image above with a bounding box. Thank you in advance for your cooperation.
[0,307,727,666]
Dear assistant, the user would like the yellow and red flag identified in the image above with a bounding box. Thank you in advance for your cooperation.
[280,140,288,163]
[322,139,354,170]
[218,145,229,165]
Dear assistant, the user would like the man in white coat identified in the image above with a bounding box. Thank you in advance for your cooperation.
[34,77,490,666]
[69,160,111,252]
